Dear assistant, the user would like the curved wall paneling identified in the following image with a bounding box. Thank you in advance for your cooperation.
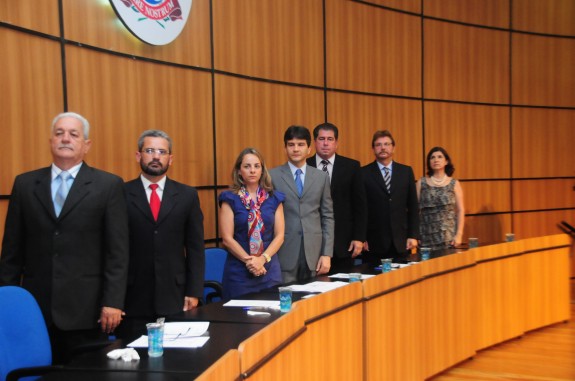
[1,1,574,248]
[212,0,324,86]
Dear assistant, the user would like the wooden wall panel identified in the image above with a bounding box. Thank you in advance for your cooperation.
[424,20,509,103]
[62,0,212,68]
[0,0,60,36]
[0,30,63,194]
[424,0,509,28]
[465,214,513,244]
[327,92,423,172]
[512,180,575,211]
[513,211,575,239]
[0,201,7,249]
[424,102,510,179]
[214,75,325,185]
[326,0,421,97]
[463,181,511,215]
[513,0,575,36]
[199,190,217,242]
[512,108,575,178]
[65,46,213,186]
[212,0,323,86]
[512,34,575,107]
[359,0,421,14]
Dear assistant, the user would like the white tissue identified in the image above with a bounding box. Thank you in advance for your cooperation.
[107,348,140,361]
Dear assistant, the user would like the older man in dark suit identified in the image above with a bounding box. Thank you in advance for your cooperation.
[0,112,129,363]
[120,130,204,338]
[362,130,419,264]
[307,123,367,272]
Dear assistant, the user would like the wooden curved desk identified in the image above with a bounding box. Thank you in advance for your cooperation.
[203,234,570,381]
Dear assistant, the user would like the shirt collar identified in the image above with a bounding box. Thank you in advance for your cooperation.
[316,154,335,166]
[51,162,83,181]
[288,162,306,176]
[377,161,393,172]
[140,174,167,190]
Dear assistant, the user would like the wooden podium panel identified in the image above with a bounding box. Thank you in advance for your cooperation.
[194,349,240,381]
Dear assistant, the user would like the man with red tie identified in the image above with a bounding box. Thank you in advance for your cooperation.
[120,130,205,338]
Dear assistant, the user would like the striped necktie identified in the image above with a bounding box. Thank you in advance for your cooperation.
[383,167,391,193]
[320,160,329,172]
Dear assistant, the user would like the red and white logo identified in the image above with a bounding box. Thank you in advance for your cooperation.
[110,0,192,45]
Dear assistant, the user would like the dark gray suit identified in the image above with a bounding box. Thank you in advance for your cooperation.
[270,164,334,280]
[0,163,129,330]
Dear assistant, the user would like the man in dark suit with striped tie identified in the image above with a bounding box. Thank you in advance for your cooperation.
[361,130,419,264]
[307,123,367,272]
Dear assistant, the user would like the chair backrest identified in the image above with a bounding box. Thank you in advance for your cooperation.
[203,248,227,303]
[0,286,51,381]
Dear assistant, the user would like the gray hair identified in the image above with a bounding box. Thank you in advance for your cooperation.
[137,130,173,153]
[52,112,90,139]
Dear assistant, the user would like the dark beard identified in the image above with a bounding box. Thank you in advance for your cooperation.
[141,160,169,177]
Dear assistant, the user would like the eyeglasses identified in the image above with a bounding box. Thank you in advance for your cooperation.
[141,148,170,156]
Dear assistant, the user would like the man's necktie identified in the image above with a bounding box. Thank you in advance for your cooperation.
[295,169,303,197]
[383,167,391,193]
[320,159,329,172]
[149,184,161,221]
[54,171,72,217]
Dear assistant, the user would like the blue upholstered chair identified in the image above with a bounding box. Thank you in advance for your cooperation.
[0,286,59,381]
[203,247,227,304]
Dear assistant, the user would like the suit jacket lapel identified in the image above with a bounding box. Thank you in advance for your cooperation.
[280,164,300,197]
[371,161,389,195]
[301,164,319,198]
[33,167,58,219]
[157,178,177,224]
[127,179,156,223]
[58,163,92,220]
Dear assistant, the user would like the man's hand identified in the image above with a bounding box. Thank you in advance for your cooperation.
[183,296,199,311]
[349,240,364,258]
[316,255,331,275]
[98,307,124,333]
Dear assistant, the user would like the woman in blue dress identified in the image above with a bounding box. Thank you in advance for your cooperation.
[219,147,285,299]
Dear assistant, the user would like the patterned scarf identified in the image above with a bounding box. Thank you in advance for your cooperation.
[239,186,269,255]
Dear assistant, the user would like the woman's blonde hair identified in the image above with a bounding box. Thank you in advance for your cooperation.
[231,147,273,193]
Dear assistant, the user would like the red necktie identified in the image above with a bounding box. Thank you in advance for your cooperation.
[149,184,161,221]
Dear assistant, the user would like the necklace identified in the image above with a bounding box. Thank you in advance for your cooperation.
[430,175,447,185]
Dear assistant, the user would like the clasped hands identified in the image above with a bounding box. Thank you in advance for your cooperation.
[246,255,267,277]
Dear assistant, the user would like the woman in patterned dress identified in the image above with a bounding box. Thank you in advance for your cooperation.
[416,147,465,250]
[219,148,285,299]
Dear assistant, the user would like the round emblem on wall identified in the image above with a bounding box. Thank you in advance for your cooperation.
[109,0,192,46]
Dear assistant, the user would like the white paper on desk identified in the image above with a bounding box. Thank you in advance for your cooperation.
[163,321,210,338]
[127,335,210,348]
[286,281,348,293]
[328,273,376,280]
[223,300,280,309]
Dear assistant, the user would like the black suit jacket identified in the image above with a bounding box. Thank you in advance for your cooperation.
[362,160,419,256]
[307,154,367,258]
[0,163,129,330]
[124,177,205,318]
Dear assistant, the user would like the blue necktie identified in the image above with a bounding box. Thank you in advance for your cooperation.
[54,171,72,216]
[295,168,303,197]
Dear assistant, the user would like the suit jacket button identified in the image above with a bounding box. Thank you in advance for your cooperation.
[54,231,60,236]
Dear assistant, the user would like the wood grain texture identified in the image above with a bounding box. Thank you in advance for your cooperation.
[512,108,575,178]
[424,0,510,28]
[424,20,510,103]
[513,0,575,36]
[464,214,513,245]
[195,349,240,381]
[326,92,423,172]
[359,0,421,14]
[512,34,575,108]
[512,179,575,211]
[214,74,325,184]
[65,45,214,186]
[0,0,60,35]
[326,0,421,97]
[213,0,323,86]
[424,102,511,179]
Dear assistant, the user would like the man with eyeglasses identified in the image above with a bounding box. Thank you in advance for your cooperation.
[119,130,205,339]
[362,130,419,264]
[0,112,129,363]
